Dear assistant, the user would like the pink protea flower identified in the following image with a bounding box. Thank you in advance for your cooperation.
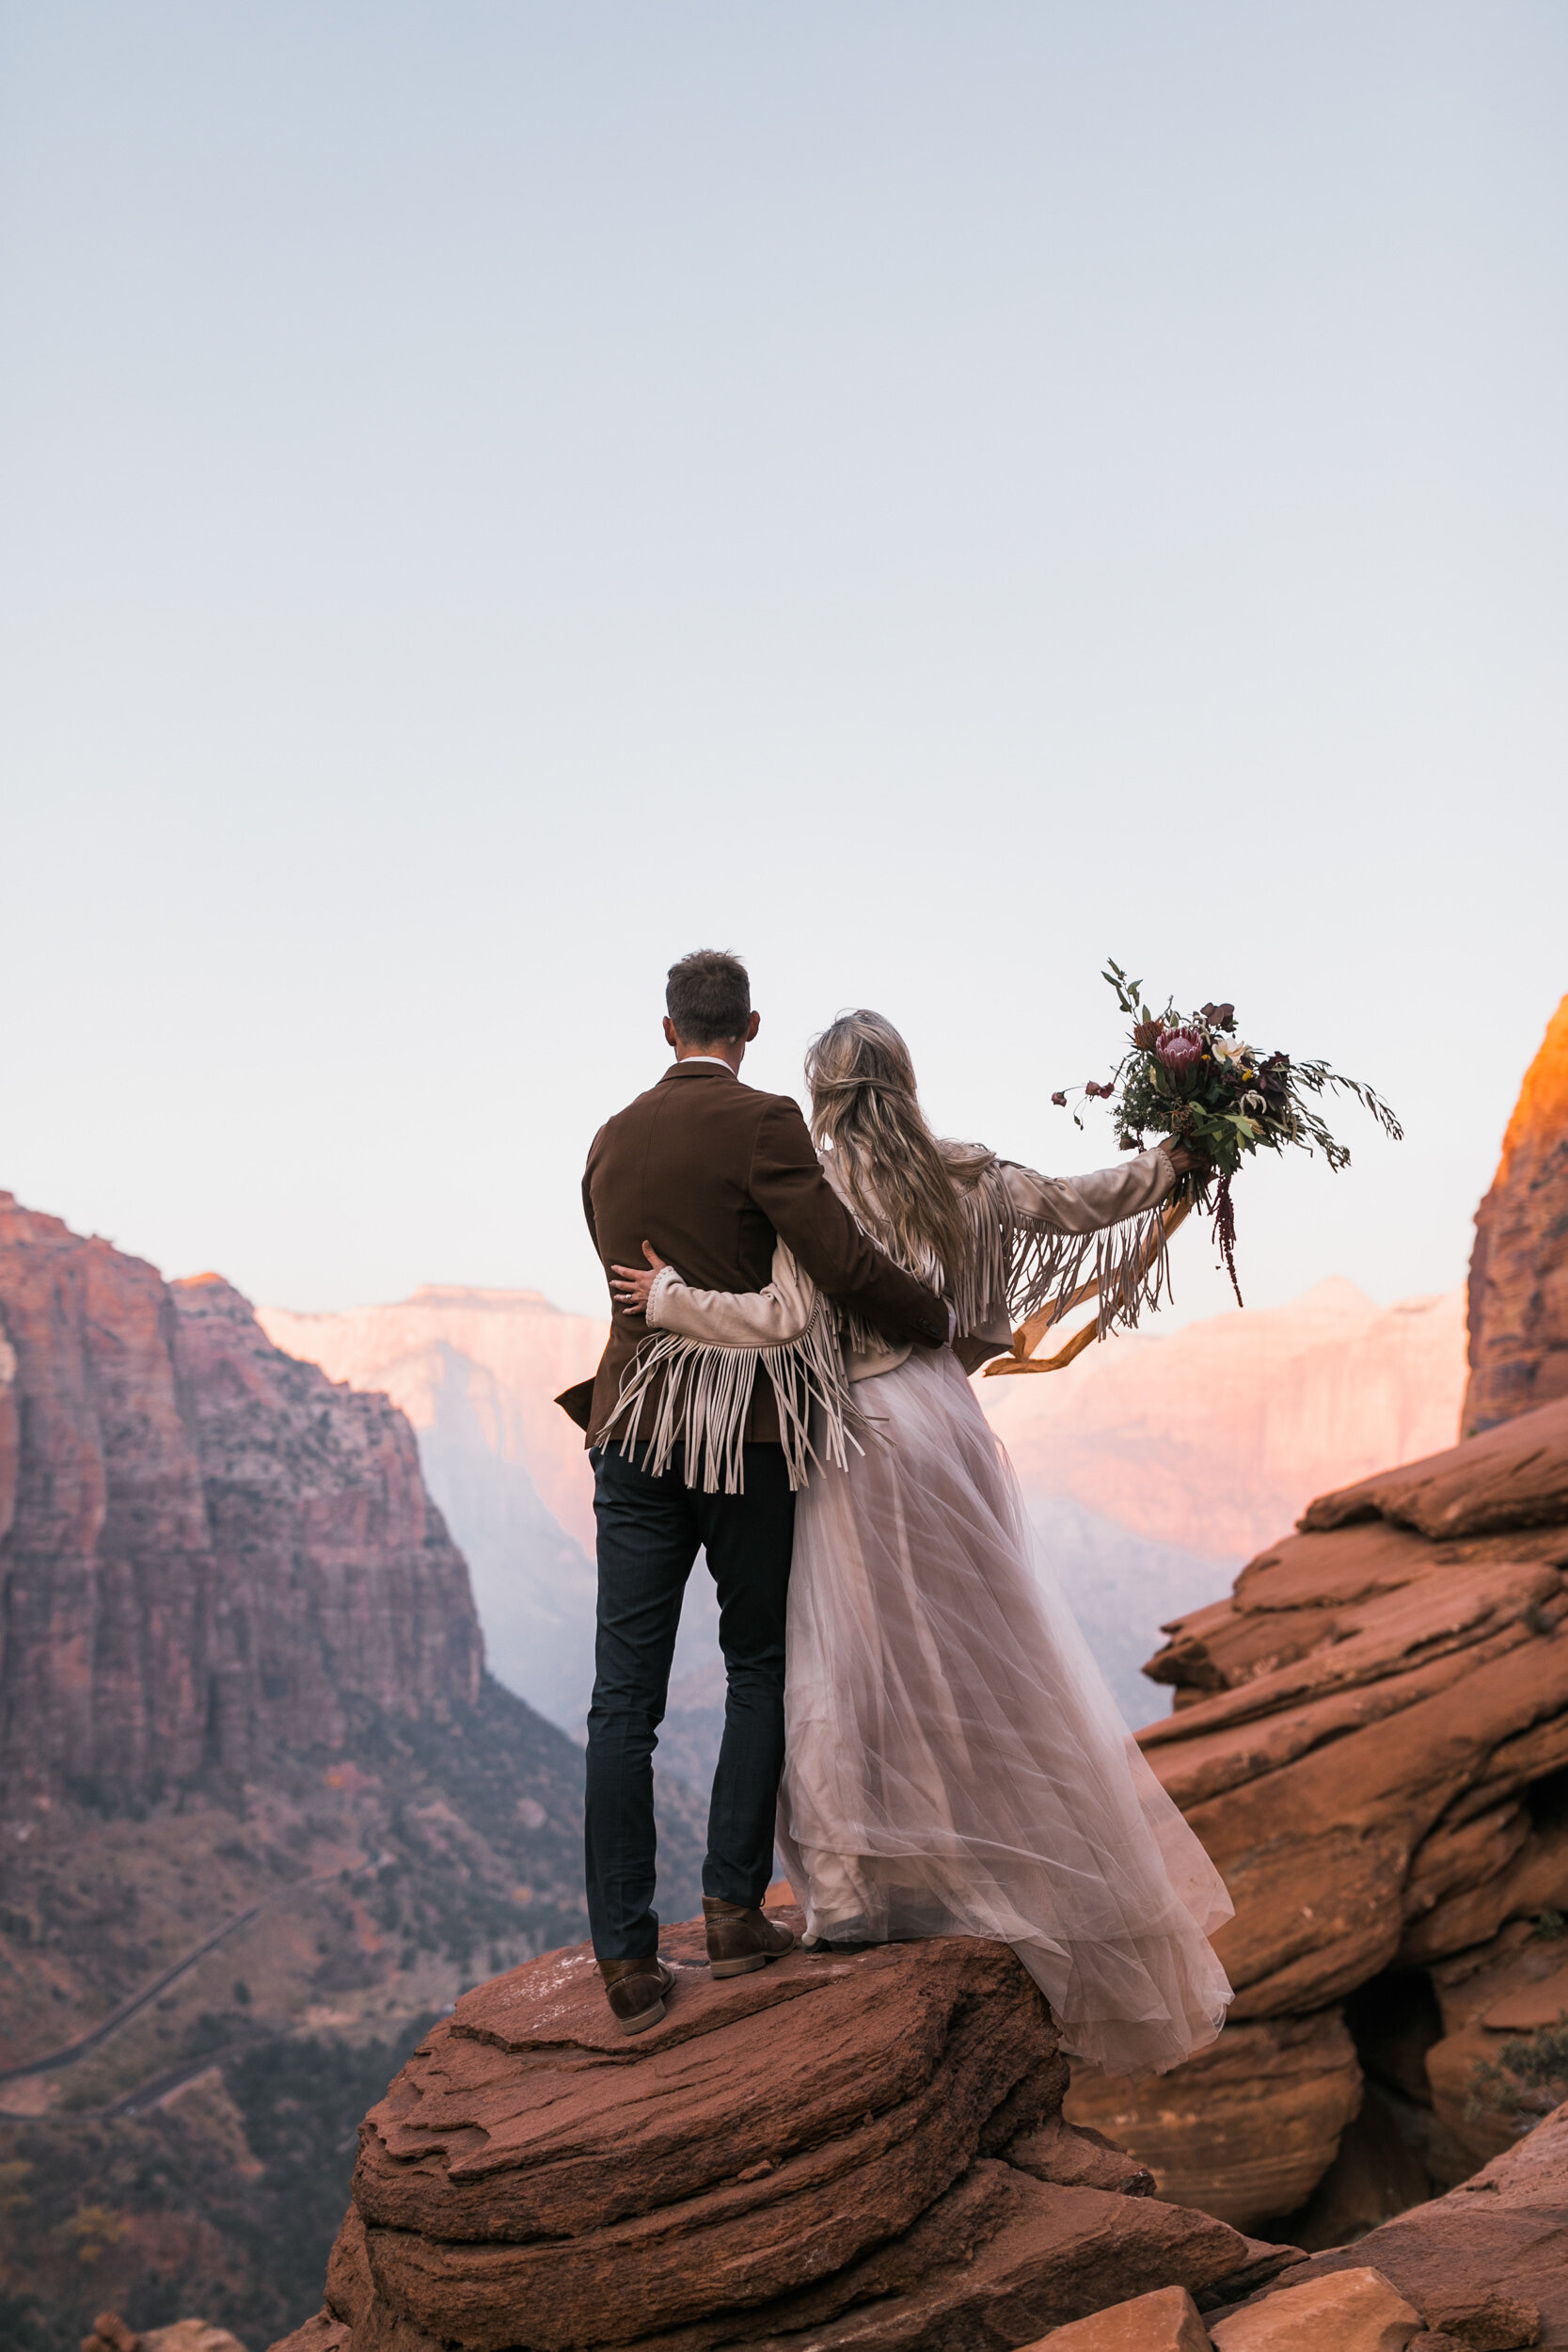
[1156,1025,1206,1080]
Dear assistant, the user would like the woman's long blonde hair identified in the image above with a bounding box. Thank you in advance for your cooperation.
[805,1011,992,1287]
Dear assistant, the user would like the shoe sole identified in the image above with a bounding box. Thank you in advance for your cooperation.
[614,1994,668,2033]
[709,1944,794,1979]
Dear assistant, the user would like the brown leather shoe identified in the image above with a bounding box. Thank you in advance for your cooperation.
[703,1896,796,1979]
[598,1956,674,2035]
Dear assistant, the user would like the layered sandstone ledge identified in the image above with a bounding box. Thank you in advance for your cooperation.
[270,1920,1296,2352]
[1069,1395,1568,2235]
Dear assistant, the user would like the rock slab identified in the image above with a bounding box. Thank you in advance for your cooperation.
[1209,2265,1420,2350]
[1032,2284,1213,2346]
[1088,1388,1568,2230]
[1237,2098,1566,2345]
[279,1920,1275,2352]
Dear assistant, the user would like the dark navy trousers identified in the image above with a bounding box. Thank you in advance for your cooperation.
[584,1440,795,1959]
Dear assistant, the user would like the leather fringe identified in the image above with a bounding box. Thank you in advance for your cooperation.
[845,1158,1172,1357]
[598,1305,863,1496]
[1009,1198,1173,1339]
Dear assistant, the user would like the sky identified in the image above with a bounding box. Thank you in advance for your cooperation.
[3,2,1564,1329]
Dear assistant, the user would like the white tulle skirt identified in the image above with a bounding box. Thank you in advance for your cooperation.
[775,1347,1234,2076]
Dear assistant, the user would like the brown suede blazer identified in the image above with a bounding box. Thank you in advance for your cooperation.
[570,1061,949,1448]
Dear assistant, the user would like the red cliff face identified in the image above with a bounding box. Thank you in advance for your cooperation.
[1465,995,1568,1438]
[0,1195,482,1808]
[1066,1394,1568,2242]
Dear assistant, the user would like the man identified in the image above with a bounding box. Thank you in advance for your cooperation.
[562,949,948,2033]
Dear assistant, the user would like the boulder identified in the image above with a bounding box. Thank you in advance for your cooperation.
[1232,2099,1568,2346]
[279,1919,1284,2352]
[1208,2265,1421,2349]
[1280,2082,1438,2249]
[1031,2284,1213,2346]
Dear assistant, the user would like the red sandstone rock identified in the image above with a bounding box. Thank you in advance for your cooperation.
[286,1921,1271,2352]
[1297,1400,1568,1542]
[1006,2114,1157,2199]
[0,1194,481,1805]
[1093,1374,1568,2229]
[1234,2099,1567,2344]
[1028,2285,1212,2346]
[1209,2265,1421,2349]
[1064,2012,1361,2232]
[1466,997,1568,1439]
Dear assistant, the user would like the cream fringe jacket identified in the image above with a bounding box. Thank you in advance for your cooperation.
[600,1143,1176,1494]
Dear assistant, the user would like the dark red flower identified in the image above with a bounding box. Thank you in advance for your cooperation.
[1201,1001,1237,1031]
[1156,1026,1206,1080]
[1051,1090,1068,1107]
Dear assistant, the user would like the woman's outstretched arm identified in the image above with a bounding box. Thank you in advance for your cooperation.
[999,1135,1205,1232]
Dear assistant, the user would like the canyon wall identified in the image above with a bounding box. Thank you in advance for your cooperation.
[981,1278,1467,1563]
[258,1288,607,1552]
[0,1196,482,1809]
[1465,993,1568,1438]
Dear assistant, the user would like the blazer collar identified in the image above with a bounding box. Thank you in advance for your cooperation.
[660,1060,739,1083]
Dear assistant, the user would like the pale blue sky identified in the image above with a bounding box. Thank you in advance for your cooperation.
[3,3,1563,1326]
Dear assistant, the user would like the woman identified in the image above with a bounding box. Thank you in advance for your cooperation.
[607,1011,1233,2075]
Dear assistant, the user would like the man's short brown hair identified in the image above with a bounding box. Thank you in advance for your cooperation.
[666,949,752,1045]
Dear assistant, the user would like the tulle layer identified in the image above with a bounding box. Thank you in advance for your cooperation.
[775,1347,1234,2076]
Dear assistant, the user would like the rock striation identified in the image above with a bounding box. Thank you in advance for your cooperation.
[0,1194,481,1808]
[1067,1398,1568,2234]
[1465,997,1568,1438]
[275,1918,1298,2352]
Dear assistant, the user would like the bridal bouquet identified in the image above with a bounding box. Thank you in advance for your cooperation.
[1050,961,1402,1305]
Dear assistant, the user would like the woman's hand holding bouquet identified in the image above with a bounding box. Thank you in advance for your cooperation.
[1052,961,1402,1305]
